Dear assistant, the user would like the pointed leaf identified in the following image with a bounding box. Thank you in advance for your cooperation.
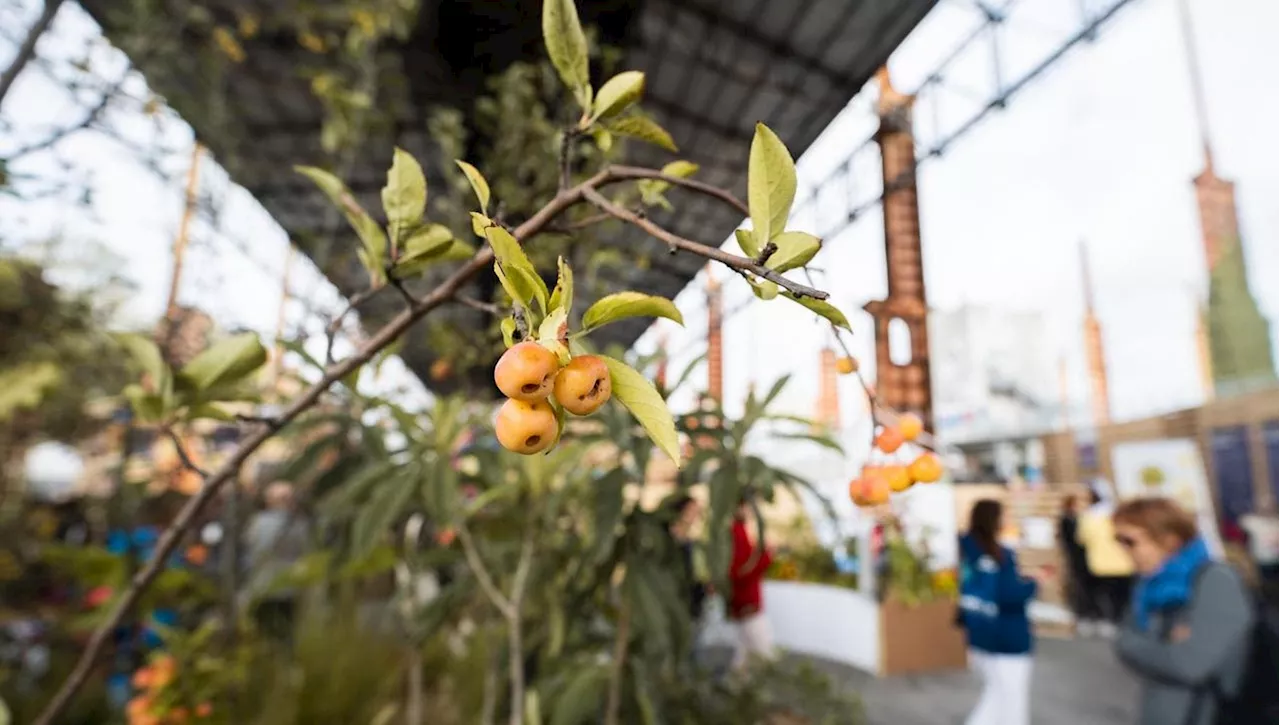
[177,333,267,391]
[780,292,851,330]
[661,159,698,179]
[116,333,167,385]
[381,148,426,236]
[602,356,680,466]
[582,292,683,333]
[351,467,418,559]
[766,231,821,272]
[773,431,843,453]
[470,211,491,238]
[548,256,574,315]
[606,116,677,152]
[501,317,519,348]
[591,70,645,122]
[185,403,235,422]
[400,223,453,260]
[484,225,548,309]
[747,123,797,244]
[542,0,590,107]
[297,165,387,281]
[455,160,491,212]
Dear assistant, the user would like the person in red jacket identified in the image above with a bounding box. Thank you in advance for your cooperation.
[728,498,775,672]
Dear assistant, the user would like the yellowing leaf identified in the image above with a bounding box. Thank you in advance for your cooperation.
[606,116,677,152]
[661,160,699,178]
[766,231,821,272]
[747,123,796,244]
[781,292,851,331]
[591,71,645,122]
[602,356,680,466]
[177,333,267,391]
[455,160,491,212]
[500,317,518,348]
[734,228,759,258]
[542,0,590,108]
[749,278,778,300]
[470,211,491,238]
[381,148,426,236]
[582,292,684,332]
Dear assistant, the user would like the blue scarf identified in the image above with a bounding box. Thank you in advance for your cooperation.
[1132,537,1211,632]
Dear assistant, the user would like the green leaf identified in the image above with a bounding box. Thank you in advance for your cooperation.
[115,333,167,385]
[381,148,427,239]
[548,256,574,315]
[605,116,677,152]
[747,123,797,244]
[637,160,699,208]
[501,317,518,348]
[773,431,843,453]
[394,223,464,277]
[177,333,267,391]
[455,160,491,212]
[748,277,779,300]
[581,292,683,332]
[542,0,590,108]
[470,211,491,238]
[590,70,645,122]
[780,292,851,330]
[486,225,549,311]
[297,165,387,283]
[766,231,821,272]
[0,362,62,421]
[590,128,613,152]
[734,228,759,258]
[661,159,698,179]
[122,384,165,423]
[539,306,568,345]
[550,663,607,725]
[185,403,235,422]
[602,356,680,466]
[351,467,418,559]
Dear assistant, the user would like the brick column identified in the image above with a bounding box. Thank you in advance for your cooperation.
[706,269,723,403]
[815,348,840,431]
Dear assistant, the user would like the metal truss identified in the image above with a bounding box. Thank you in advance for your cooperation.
[792,0,1141,243]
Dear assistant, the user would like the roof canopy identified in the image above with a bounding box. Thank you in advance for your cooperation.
[84,0,936,393]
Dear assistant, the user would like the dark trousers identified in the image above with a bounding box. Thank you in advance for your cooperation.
[1091,576,1132,623]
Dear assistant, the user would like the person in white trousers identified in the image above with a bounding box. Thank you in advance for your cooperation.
[958,499,1046,725]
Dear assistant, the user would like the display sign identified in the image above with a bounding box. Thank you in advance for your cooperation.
[1110,438,1222,554]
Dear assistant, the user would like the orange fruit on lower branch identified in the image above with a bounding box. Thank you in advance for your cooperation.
[429,358,452,381]
[884,464,913,493]
[493,341,560,401]
[835,356,858,375]
[494,398,558,454]
[874,426,904,454]
[850,468,890,507]
[553,355,612,415]
[898,413,923,441]
[908,452,944,483]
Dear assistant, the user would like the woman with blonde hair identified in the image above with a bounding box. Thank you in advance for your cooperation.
[1111,497,1260,725]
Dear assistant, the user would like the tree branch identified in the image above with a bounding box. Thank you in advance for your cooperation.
[582,187,828,300]
[162,427,208,477]
[456,295,503,317]
[603,165,751,217]
[603,594,631,725]
[455,523,514,619]
[505,510,537,725]
[32,176,594,725]
[0,0,66,110]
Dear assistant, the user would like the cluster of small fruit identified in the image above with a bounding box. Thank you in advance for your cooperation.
[492,341,612,455]
[848,413,944,508]
[127,655,212,725]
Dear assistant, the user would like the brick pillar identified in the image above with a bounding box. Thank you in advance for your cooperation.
[814,348,840,431]
[654,331,668,391]
[863,67,933,432]
[1194,301,1214,401]
[706,269,723,403]
[1193,163,1239,273]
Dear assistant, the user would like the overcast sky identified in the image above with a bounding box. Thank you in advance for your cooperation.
[2,0,1276,432]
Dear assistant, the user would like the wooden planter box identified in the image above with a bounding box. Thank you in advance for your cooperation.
[879,597,968,676]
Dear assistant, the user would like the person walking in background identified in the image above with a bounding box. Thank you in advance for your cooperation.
[243,481,309,642]
[958,499,1042,725]
[1057,495,1097,634]
[727,498,774,673]
[1111,497,1266,725]
[1076,487,1133,637]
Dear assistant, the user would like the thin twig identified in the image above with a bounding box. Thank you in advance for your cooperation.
[234,413,282,429]
[582,188,828,300]
[324,286,383,364]
[506,509,537,725]
[456,295,503,317]
[455,523,514,619]
[4,71,124,160]
[558,128,577,190]
[603,591,631,725]
[0,0,67,109]
[162,427,208,477]
[603,165,751,217]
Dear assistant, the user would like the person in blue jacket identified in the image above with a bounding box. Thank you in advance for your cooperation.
[958,499,1043,725]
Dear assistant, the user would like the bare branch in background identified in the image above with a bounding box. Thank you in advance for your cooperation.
[0,0,67,108]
